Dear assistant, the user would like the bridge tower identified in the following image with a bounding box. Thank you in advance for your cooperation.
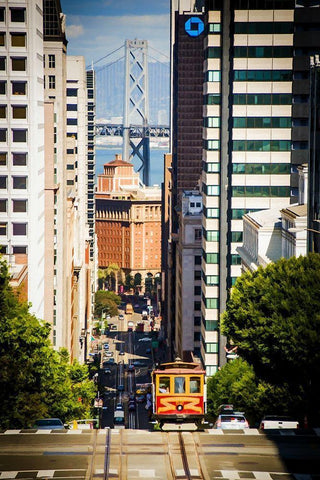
[123,39,150,186]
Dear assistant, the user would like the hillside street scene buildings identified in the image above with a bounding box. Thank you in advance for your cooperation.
[1,0,320,454]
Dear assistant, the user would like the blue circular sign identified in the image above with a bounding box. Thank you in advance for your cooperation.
[185,17,204,37]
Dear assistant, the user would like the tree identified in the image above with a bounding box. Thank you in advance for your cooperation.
[106,263,120,293]
[97,268,108,290]
[94,290,120,317]
[125,274,134,291]
[0,259,96,428]
[221,254,320,423]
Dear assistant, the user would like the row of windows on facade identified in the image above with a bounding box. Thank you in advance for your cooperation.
[206,46,293,59]
[208,22,294,35]
[0,80,27,95]
[0,152,26,166]
[0,176,27,189]
[0,105,27,119]
[206,70,292,83]
[0,57,28,71]
[0,244,26,254]
[0,7,26,23]
[203,162,291,175]
[0,32,27,48]
[0,199,27,212]
[194,251,242,266]
[0,222,27,236]
[205,116,292,129]
[205,93,292,105]
[0,129,28,142]
[205,139,292,151]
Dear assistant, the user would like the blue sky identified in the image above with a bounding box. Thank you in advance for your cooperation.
[60,0,170,67]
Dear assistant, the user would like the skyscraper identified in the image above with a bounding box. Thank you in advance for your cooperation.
[168,0,320,375]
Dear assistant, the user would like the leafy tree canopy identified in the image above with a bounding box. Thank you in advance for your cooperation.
[94,290,120,317]
[0,259,96,429]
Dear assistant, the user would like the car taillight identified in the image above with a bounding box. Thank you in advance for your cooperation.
[244,420,249,428]
[260,422,264,430]
[217,420,221,427]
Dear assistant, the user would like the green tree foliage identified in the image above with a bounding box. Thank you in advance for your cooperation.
[125,274,134,291]
[94,289,120,317]
[0,260,96,429]
[220,254,320,423]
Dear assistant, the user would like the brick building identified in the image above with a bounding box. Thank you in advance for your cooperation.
[95,154,162,287]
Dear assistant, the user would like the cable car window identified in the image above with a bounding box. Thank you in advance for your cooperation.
[174,377,185,394]
[190,377,200,393]
[159,376,170,393]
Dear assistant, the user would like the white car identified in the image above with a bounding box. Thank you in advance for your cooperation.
[259,416,299,430]
[105,351,114,357]
[138,337,151,342]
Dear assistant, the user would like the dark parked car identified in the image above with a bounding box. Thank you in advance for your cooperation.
[128,364,135,372]
[128,401,136,412]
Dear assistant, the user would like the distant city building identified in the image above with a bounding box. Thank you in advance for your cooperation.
[175,191,202,361]
[96,154,161,288]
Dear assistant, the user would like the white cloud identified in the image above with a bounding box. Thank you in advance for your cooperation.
[66,14,169,66]
[66,24,84,38]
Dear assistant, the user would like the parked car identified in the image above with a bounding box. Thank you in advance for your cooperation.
[115,403,124,411]
[104,358,115,365]
[119,350,125,356]
[104,368,111,374]
[128,364,135,372]
[118,384,125,392]
[138,337,151,342]
[259,416,299,430]
[103,343,109,350]
[146,348,151,354]
[129,393,136,402]
[119,314,124,320]
[214,412,249,429]
[136,394,145,403]
[111,325,117,331]
[33,418,65,430]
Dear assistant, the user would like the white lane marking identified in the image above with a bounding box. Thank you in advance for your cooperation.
[253,472,273,480]
[67,430,83,434]
[207,429,224,434]
[243,429,260,435]
[35,430,52,434]
[3,430,21,434]
[37,470,55,478]
[221,470,240,479]
[95,469,104,474]
[190,469,200,476]
[109,469,118,475]
[175,469,185,476]
[0,472,18,478]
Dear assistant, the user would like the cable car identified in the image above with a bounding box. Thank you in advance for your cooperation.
[151,358,206,430]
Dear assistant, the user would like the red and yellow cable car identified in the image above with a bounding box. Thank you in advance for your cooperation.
[152,358,206,430]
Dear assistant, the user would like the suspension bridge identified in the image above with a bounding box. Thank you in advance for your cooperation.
[91,40,170,185]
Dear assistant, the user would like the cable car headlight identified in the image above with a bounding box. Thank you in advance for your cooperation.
[177,404,183,412]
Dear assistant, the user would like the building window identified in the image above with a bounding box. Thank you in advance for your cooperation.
[67,118,77,125]
[0,129,6,142]
[67,88,78,97]
[13,245,26,254]
[0,222,7,235]
[204,94,220,105]
[203,184,220,196]
[205,298,218,309]
[10,8,26,22]
[12,152,26,165]
[234,46,292,58]
[0,81,5,94]
[194,301,201,311]
[12,199,26,212]
[0,57,5,70]
[208,23,221,33]
[11,33,26,47]
[234,70,292,82]
[205,275,219,286]
[0,176,6,188]
[206,320,219,331]
[194,316,201,326]
[0,199,6,212]
[12,223,27,235]
[48,75,55,89]
[194,255,201,265]
[194,270,201,280]
[231,254,241,265]
[204,140,220,151]
[48,54,55,68]
[203,162,220,173]
[12,81,26,95]
[203,206,219,218]
[194,228,202,241]
[12,176,27,189]
[194,332,201,342]
[206,47,221,58]
[206,70,221,82]
[67,104,77,111]
[231,232,243,243]
[204,117,220,128]
[0,105,6,118]
[0,152,7,165]
[12,129,27,142]
[206,342,218,353]
[233,117,291,129]
[12,105,27,119]
[194,285,201,296]
[231,208,263,219]
[0,8,4,22]
[234,22,293,35]
[0,33,5,46]
[204,230,219,242]
[205,253,219,264]
[11,57,26,71]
